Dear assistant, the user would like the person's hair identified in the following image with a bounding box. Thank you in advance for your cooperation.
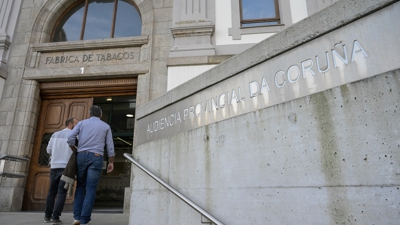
[65,117,76,127]
[90,105,102,117]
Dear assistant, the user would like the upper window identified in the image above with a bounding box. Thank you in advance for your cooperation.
[52,0,141,42]
[240,0,280,27]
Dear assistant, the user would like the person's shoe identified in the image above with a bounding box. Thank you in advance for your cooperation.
[80,223,89,225]
[72,220,80,225]
[50,219,62,223]
[44,217,51,223]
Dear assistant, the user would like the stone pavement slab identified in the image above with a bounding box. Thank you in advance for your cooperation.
[0,212,129,225]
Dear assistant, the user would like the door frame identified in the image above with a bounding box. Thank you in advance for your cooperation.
[39,78,137,99]
[22,77,137,211]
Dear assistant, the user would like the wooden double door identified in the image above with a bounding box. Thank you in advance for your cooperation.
[22,98,93,211]
[22,77,137,211]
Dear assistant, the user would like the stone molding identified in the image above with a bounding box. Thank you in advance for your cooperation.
[171,25,214,38]
[170,0,216,57]
[0,35,11,51]
[169,25,216,56]
[166,54,234,66]
[40,78,138,90]
[0,35,10,78]
[39,78,138,98]
[0,35,11,63]
[23,64,149,81]
[31,36,149,53]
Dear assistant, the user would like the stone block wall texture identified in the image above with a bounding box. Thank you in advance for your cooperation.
[0,188,25,211]
[0,0,43,211]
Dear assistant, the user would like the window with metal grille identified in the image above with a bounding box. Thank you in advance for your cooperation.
[38,133,53,166]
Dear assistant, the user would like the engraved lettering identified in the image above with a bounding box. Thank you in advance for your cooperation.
[123,52,129,59]
[219,93,227,108]
[315,51,330,73]
[189,106,195,118]
[153,121,158,132]
[160,118,165,130]
[249,81,259,98]
[195,104,202,117]
[351,40,368,62]
[211,97,218,111]
[176,112,182,123]
[301,59,316,78]
[332,42,348,68]
[231,89,239,104]
[118,53,123,60]
[238,87,245,102]
[260,77,270,94]
[183,109,189,121]
[287,65,301,83]
[275,70,286,88]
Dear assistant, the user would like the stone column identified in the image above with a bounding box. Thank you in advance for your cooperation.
[0,0,33,212]
[0,0,21,78]
[169,0,215,57]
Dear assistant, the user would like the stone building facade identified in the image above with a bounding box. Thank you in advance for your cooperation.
[0,0,399,225]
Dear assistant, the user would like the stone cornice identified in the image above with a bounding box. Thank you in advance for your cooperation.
[170,25,215,38]
[31,36,149,53]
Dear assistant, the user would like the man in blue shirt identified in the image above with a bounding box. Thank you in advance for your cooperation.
[67,105,115,225]
[45,117,78,223]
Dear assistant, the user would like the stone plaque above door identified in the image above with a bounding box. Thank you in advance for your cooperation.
[24,36,149,80]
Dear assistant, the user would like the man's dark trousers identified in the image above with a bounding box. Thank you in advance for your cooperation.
[45,168,68,220]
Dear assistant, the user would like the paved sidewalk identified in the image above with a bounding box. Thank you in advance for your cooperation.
[0,212,129,225]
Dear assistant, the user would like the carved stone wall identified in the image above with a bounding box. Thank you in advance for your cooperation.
[0,0,22,79]
[170,0,216,57]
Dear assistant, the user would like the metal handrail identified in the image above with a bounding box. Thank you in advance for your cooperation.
[123,153,224,225]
